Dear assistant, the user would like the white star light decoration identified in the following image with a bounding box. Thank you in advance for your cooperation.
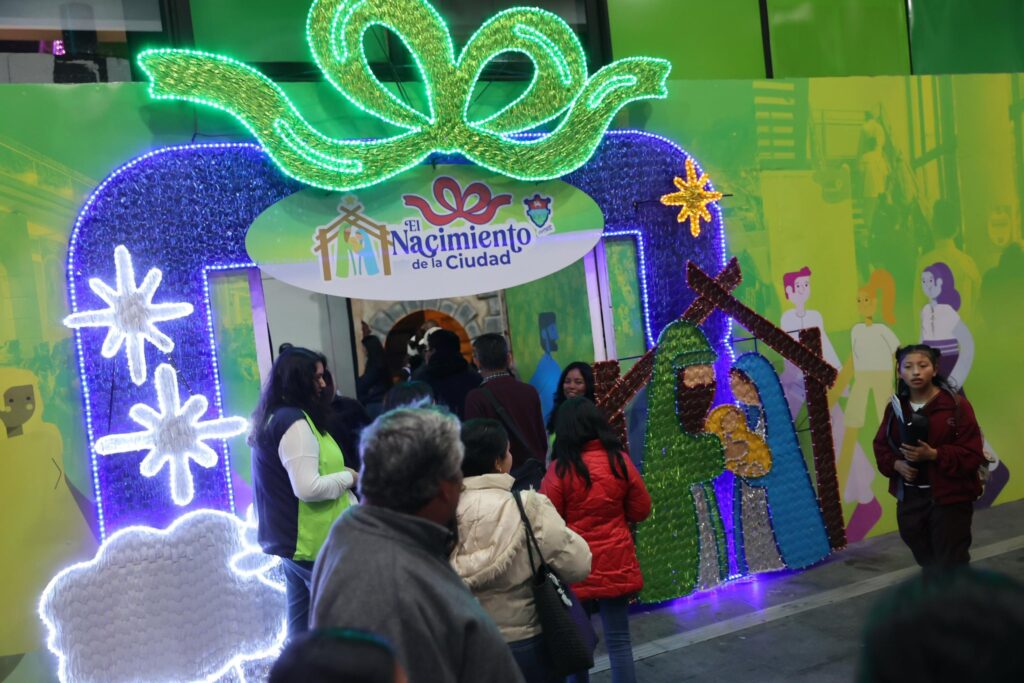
[94,363,248,506]
[63,244,194,385]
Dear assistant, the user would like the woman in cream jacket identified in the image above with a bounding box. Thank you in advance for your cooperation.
[451,418,592,683]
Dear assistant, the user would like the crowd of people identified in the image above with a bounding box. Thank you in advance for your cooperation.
[252,329,651,683]
[251,329,1003,683]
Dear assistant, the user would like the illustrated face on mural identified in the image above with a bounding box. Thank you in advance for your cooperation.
[562,368,587,398]
[856,290,877,319]
[786,276,811,307]
[921,271,942,301]
[1,384,35,437]
[899,351,936,391]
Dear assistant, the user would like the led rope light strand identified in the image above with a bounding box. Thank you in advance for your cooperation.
[229,506,286,592]
[136,0,671,191]
[93,363,248,506]
[63,245,194,386]
[602,229,654,349]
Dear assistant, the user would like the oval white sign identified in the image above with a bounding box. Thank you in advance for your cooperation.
[246,164,604,300]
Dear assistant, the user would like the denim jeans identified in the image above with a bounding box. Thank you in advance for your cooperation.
[509,633,563,683]
[281,558,315,638]
[569,596,636,683]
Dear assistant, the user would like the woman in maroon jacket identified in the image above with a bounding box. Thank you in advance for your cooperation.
[541,397,652,683]
[873,344,985,570]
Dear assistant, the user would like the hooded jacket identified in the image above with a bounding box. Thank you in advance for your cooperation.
[873,388,984,505]
[450,473,592,643]
[540,441,652,600]
[420,349,482,419]
[311,504,525,683]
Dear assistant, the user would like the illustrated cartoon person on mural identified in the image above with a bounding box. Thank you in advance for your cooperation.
[779,266,842,418]
[0,367,97,661]
[919,261,1007,506]
[830,270,899,541]
[528,311,561,424]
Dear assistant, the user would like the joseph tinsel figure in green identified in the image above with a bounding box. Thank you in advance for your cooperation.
[636,320,726,602]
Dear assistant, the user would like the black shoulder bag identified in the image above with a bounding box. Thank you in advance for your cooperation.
[481,387,546,491]
[512,490,596,677]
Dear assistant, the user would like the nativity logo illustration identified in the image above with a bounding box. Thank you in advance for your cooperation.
[311,176,555,282]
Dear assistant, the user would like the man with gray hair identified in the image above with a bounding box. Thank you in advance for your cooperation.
[309,408,525,683]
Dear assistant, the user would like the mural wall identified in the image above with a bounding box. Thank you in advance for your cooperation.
[2,71,1024,679]
[613,73,1024,541]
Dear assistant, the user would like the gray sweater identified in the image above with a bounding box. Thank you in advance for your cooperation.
[310,504,526,683]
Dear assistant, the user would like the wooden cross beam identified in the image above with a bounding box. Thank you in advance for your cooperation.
[686,261,837,385]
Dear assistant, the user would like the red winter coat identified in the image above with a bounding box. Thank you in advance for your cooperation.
[872,388,985,505]
[540,440,652,600]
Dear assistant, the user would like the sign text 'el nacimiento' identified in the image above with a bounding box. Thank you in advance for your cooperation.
[247,165,604,300]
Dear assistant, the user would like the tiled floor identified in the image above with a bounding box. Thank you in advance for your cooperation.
[588,500,1024,682]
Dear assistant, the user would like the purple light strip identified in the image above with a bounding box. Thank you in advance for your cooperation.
[608,129,734,362]
[66,142,262,541]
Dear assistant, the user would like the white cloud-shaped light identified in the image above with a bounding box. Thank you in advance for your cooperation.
[63,244,194,385]
[39,508,285,683]
[94,363,248,506]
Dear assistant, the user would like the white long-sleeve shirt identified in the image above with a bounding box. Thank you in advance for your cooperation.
[278,420,354,502]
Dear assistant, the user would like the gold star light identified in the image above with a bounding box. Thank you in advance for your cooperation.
[660,157,723,237]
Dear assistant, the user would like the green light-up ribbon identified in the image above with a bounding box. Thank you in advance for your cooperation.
[137,0,671,191]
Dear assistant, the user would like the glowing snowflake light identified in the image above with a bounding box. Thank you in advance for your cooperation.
[63,244,194,385]
[94,363,248,506]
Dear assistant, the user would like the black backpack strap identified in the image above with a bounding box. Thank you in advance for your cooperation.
[480,387,537,458]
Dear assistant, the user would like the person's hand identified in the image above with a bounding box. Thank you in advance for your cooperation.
[893,460,918,482]
[345,467,359,486]
[900,441,937,463]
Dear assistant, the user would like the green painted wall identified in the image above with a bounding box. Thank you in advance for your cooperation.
[190,0,319,63]
[909,0,1024,75]
[187,1,1024,83]
[607,0,1023,79]
[766,0,910,77]
[606,0,766,79]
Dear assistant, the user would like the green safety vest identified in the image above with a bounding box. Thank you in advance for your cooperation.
[293,412,352,561]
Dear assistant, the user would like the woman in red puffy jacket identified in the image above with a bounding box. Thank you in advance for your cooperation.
[540,397,652,683]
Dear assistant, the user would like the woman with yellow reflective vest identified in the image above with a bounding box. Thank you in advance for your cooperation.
[250,347,358,637]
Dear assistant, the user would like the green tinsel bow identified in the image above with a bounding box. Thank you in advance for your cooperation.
[137,0,671,191]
